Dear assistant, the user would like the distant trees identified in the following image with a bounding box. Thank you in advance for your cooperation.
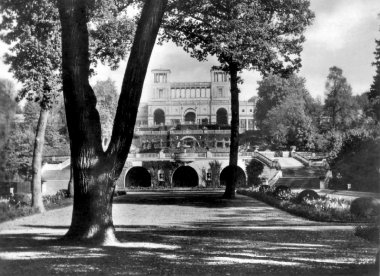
[323,66,359,131]
[0,0,62,212]
[255,74,320,150]
[1,99,69,182]
[93,78,119,146]
[368,32,380,122]
[0,79,16,154]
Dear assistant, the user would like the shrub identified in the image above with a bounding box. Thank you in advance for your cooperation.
[259,184,271,193]
[355,224,380,244]
[297,189,320,202]
[246,159,264,186]
[274,151,283,157]
[350,197,380,218]
[273,185,292,199]
[237,189,356,222]
[10,193,32,206]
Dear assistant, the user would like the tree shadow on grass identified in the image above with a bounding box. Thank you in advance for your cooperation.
[113,191,258,208]
[0,191,378,275]
[0,224,378,276]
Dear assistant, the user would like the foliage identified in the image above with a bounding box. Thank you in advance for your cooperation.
[161,0,313,198]
[355,224,380,245]
[208,160,222,187]
[263,94,317,150]
[368,33,380,122]
[0,190,72,223]
[0,79,17,178]
[238,188,369,223]
[329,129,380,192]
[296,189,320,202]
[255,74,321,150]
[255,74,316,127]
[323,66,359,132]
[350,197,380,218]
[162,1,314,74]
[273,185,292,200]
[246,159,264,186]
[93,78,119,144]
[1,123,35,180]
[0,0,62,110]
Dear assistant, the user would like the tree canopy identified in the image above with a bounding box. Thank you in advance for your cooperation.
[161,0,314,198]
[162,0,314,74]
[323,66,359,131]
[368,32,380,122]
[254,73,319,150]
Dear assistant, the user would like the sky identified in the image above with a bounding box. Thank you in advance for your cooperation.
[0,0,379,102]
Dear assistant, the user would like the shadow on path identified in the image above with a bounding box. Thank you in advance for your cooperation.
[0,191,378,275]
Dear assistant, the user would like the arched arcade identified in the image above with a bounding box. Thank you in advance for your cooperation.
[172,166,199,187]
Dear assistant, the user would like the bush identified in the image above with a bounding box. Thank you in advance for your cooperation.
[259,185,271,193]
[355,224,380,244]
[43,190,69,205]
[350,197,380,218]
[10,193,32,206]
[297,189,320,202]
[273,185,292,199]
[246,160,264,186]
[274,151,283,157]
[237,189,357,222]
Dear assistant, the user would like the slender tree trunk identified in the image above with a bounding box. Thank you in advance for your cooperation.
[31,107,49,212]
[223,64,239,199]
[58,0,167,244]
[67,165,73,197]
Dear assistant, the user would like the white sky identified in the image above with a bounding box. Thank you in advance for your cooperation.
[1,0,379,102]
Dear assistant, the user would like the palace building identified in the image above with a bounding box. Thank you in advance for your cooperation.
[136,67,255,131]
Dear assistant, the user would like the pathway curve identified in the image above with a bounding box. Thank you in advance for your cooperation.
[0,191,378,275]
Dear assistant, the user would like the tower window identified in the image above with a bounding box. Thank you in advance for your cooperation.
[217,88,223,97]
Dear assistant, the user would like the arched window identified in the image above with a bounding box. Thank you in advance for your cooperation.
[154,109,165,125]
[184,111,196,124]
[216,108,228,125]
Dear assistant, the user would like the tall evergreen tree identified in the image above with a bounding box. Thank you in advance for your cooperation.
[324,66,358,131]
[368,34,380,122]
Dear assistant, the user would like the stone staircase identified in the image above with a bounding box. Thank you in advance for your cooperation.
[274,177,320,189]
[270,157,326,189]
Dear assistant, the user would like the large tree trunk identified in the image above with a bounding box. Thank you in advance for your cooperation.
[58,0,167,244]
[223,64,239,199]
[31,107,49,212]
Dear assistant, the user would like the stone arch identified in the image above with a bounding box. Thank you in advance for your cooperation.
[184,109,196,124]
[220,165,246,187]
[216,108,228,125]
[172,166,199,187]
[125,167,151,187]
[181,136,200,147]
[154,108,165,125]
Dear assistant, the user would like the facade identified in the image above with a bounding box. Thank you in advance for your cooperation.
[136,68,255,131]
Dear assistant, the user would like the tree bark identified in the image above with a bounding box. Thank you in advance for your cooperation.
[223,64,239,199]
[31,107,49,212]
[58,0,167,244]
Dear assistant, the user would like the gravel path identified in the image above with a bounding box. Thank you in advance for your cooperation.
[0,191,378,275]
